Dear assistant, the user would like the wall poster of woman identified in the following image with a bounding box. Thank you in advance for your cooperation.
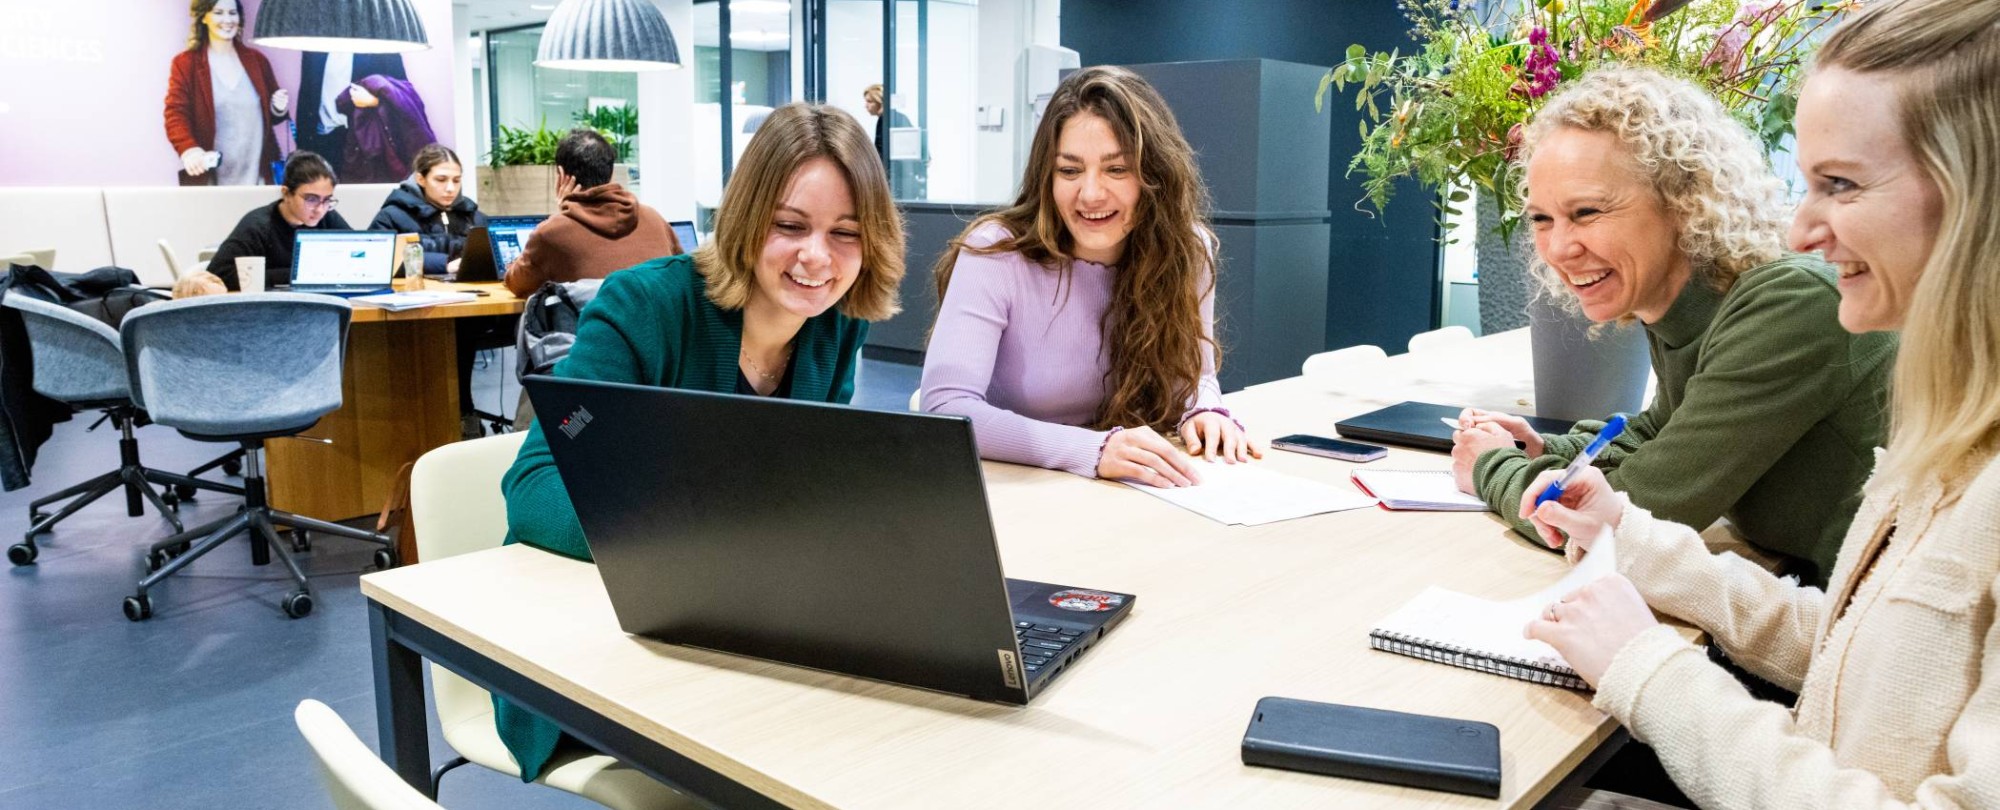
[163,0,289,186]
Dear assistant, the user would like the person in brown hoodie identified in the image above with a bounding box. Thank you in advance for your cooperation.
[503,128,683,297]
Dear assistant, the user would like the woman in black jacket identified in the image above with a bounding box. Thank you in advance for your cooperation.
[367,144,487,275]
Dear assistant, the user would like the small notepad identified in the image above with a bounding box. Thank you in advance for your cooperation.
[1369,529,1620,691]
[1350,470,1488,511]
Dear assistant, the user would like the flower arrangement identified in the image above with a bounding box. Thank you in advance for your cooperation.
[1319,0,1850,230]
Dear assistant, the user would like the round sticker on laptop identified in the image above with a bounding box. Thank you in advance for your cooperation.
[1049,589,1124,612]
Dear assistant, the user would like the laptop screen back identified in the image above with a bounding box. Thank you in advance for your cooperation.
[487,216,542,273]
[669,220,699,251]
[292,231,396,286]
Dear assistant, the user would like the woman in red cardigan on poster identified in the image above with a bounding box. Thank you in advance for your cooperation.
[164,0,289,185]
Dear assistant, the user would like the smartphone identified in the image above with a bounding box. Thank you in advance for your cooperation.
[1241,697,1501,798]
[1271,433,1387,463]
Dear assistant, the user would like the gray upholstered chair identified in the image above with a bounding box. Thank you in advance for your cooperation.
[118,293,395,621]
[2,294,244,566]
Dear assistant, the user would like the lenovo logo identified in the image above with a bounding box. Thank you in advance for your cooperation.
[997,649,1022,689]
[557,405,593,439]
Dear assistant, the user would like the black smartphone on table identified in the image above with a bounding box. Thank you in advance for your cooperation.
[1241,697,1502,798]
[1271,433,1388,463]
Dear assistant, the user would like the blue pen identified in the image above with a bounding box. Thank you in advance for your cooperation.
[1534,414,1629,507]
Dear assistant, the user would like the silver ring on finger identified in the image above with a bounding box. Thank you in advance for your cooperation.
[1545,602,1561,622]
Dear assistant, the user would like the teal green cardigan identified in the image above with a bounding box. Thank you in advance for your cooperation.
[496,255,867,781]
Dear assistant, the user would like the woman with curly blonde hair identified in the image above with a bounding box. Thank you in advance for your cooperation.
[920,65,1256,486]
[1450,66,1895,589]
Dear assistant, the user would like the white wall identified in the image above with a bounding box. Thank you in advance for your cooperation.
[452,2,479,192]
[638,0,698,221]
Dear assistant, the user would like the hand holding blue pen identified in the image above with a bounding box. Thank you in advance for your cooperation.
[1534,414,1629,507]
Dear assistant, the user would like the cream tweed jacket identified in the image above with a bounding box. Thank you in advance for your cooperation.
[1592,450,2000,808]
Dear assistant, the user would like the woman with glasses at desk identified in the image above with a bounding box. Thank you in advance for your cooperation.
[203,151,350,291]
[920,66,1256,489]
[1522,1,2000,806]
[497,102,905,785]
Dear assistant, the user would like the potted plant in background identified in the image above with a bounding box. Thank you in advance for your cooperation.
[1320,0,1845,419]
[481,120,563,216]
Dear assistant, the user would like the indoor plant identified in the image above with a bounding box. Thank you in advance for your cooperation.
[480,120,564,216]
[1320,0,1847,418]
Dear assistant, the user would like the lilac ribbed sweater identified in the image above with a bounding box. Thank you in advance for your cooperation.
[920,223,1225,477]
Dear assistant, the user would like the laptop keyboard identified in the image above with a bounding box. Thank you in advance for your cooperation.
[1013,620,1082,676]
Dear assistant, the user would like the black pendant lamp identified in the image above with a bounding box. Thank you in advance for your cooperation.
[536,0,684,72]
[254,0,430,53]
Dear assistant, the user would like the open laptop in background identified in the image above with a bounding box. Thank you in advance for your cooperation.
[523,376,1136,705]
[289,231,397,296]
[668,220,700,253]
[452,215,546,283]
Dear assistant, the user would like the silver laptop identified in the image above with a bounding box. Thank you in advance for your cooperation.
[289,231,397,296]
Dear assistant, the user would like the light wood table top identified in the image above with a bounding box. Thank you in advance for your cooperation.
[345,281,525,323]
[364,328,1636,808]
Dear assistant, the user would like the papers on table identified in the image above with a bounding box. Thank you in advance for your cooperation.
[1350,469,1489,511]
[1124,459,1378,526]
[349,290,480,311]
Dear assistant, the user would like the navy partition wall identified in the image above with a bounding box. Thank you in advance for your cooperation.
[1061,1,1441,356]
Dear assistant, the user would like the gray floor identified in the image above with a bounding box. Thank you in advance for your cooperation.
[0,351,922,809]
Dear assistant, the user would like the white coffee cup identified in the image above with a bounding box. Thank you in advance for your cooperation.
[235,256,266,294]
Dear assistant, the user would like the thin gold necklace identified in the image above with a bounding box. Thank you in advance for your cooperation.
[740,343,793,384]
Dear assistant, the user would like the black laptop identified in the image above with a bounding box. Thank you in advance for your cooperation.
[1335,400,1576,452]
[451,215,545,282]
[523,376,1136,704]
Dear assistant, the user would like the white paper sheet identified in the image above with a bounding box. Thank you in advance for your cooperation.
[1124,459,1378,526]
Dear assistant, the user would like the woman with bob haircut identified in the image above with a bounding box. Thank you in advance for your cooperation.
[1452,66,1895,589]
[204,151,350,291]
[497,102,905,784]
[921,65,1255,488]
[1521,0,2000,806]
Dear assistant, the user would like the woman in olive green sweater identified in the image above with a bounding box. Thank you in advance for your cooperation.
[1450,67,1895,589]
[497,102,906,783]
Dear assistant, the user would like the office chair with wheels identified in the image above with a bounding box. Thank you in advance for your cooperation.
[118,294,395,620]
[410,433,695,809]
[2,295,245,566]
[295,699,449,810]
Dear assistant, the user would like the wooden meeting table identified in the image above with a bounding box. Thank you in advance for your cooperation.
[364,328,1645,808]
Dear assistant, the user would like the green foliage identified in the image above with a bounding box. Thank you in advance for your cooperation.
[1325,0,1851,230]
[489,118,562,168]
[574,103,639,162]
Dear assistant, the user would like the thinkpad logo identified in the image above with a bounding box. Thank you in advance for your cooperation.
[558,406,593,439]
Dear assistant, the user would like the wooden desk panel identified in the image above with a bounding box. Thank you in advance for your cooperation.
[363,329,1655,808]
[267,283,525,522]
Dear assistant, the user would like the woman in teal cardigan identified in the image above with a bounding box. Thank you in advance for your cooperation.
[497,102,906,784]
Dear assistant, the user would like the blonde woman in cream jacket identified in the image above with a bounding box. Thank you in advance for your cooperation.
[1519,0,2000,806]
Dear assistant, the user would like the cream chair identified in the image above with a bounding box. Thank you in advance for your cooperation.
[1406,325,1475,354]
[408,432,695,809]
[1300,344,1388,379]
[907,388,922,412]
[156,239,186,281]
[3,248,55,270]
[296,699,447,810]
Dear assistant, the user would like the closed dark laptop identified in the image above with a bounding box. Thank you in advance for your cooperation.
[1336,401,1574,452]
[522,376,1135,705]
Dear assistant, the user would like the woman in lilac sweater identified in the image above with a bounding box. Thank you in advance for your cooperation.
[921,65,1257,487]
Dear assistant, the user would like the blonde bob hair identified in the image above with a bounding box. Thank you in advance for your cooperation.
[694,102,905,321]
[1815,0,2000,493]
[1517,66,1789,310]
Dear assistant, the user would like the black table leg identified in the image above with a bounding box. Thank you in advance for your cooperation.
[370,600,435,797]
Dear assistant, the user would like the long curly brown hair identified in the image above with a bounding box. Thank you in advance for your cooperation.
[933,65,1217,433]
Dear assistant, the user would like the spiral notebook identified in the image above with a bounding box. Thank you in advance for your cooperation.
[1351,470,1488,511]
[1368,529,1620,691]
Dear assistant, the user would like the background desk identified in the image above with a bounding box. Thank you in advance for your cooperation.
[265,283,524,524]
[365,328,1634,808]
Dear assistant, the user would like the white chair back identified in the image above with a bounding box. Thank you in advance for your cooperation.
[157,239,185,281]
[294,699,446,810]
[1300,344,1388,379]
[1407,325,1475,354]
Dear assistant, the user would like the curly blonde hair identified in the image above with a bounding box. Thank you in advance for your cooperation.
[1517,66,1788,306]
